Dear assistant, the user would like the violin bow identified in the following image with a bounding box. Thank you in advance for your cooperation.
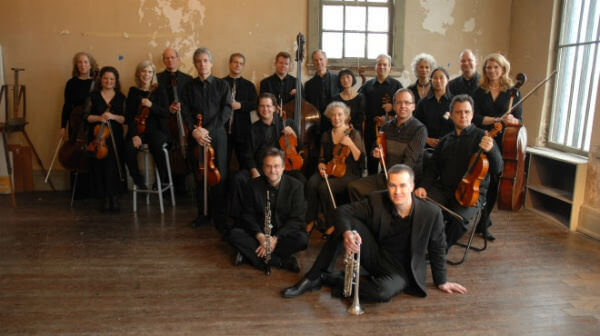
[45,134,63,183]
[105,120,125,182]
[501,70,557,119]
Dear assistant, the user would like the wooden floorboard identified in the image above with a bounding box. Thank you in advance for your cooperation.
[1,192,599,335]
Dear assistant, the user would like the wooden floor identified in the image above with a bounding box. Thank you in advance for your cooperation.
[1,192,599,335]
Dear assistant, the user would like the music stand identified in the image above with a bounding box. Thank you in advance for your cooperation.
[0,68,56,206]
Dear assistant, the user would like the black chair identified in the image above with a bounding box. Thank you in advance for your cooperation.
[447,200,488,265]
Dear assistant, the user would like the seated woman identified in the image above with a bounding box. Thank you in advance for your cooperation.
[305,102,365,235]
[124,60,170,190]
[84,66,127,211]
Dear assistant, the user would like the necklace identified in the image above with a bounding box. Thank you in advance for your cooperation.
[417,80,430,88]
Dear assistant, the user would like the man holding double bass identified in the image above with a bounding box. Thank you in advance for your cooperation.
[414,94,503,248]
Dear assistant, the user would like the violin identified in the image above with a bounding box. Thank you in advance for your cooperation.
[194,114,220,186]
[325,125,353,178]
[279,111,303,171]
[134,84,158,135]
[455,123,503,207]
[167,73,189,174]
[374,93,392,134]
[87,104,111,159]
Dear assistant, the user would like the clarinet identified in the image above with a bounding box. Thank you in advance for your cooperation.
[228,79,237,134]
[264,190,273,275]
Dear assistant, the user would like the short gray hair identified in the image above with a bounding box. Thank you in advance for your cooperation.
[193,47,213,62]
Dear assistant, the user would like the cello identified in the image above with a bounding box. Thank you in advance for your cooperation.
[282,33,321,176]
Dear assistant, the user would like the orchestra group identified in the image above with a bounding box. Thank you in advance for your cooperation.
[60,45,524,306]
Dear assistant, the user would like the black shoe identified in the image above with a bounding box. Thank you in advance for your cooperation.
[478,231,496,241]
[279,256,300,273]
[233,252,245,266]
[110,196,120,211]
[320,271,344,288]
[191,215,210,228]
[281,277,322,298]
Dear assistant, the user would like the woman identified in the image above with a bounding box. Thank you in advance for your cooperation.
[124,60,170,190]
[84,66,126,211]
[414,67,454,149]
[305,102,365,235]
[407,53,436,104]
[59,52,99,199]
[472,53,521,240]
[332,69,366,135]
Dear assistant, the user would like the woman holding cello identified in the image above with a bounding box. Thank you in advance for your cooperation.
[59,52,99,199]
[124,60,170,190]
[472,53,522,239]
[305,101,365,235]
[84,66,126,211]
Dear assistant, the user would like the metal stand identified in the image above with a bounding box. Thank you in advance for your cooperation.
[132,144,175,213]
[447,201,488,266]
[0,68,56,206]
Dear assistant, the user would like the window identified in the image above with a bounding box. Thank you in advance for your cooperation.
[548,0,600,154]
[308,0,404,68]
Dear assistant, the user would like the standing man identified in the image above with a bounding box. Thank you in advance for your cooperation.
[304,50,340,133]
[414,94,502,247]
[181,47,232,232]
[347,89,427,201]
[282,164,466,302]
[448,49,480,97]
[222,53,257,170]
[260,52,299,106]
[229,148,308,273]
[360,54,403,174]
[157,47,194,196]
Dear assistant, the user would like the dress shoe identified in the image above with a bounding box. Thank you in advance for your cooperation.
[110,196,120,211]
[478,231,496,241]
[320,271,344,287]
[279,256,300,273]
[233,252,245,266]
[281,277,322,298]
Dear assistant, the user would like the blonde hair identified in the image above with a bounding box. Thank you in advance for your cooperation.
[134,60,157,89]
[479,53,513,91]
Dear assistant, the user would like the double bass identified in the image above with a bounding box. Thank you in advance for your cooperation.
[282,33,321,176]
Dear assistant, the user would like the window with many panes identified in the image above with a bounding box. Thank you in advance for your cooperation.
[548,0,600,154]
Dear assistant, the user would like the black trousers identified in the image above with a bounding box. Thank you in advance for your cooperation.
[482,173,499,231]
[305,219,412,303]
[347,173,387,202]
[305,172,358,224]
[228,227,309,271]
[124,131,169,186]
[90,140,125,198]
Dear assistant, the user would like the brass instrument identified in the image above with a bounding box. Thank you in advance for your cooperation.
[343,231,364,315]
[264,190,273,275]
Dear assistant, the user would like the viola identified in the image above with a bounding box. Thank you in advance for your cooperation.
[193,114,220,186]
[279,111,303,171]
[455,123,503,207]
[134,84,157,135]
[86,104,112,159]
[167,73,189,174]
[325,125,353,178]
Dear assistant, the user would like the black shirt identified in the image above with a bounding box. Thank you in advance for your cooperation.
[245,114,297,170]
[414,90,454,139]
[62,77,94,128]
[332,93,366,132]
[359,76,403,122]
[83,90,126,146]
[305,71,340,113]
[156,70,193,105]
[125,86,169,138]
[380,201,413,265]
[407,80,431,105]
[448,72,480,97]
[222,76,258,141]
[318,128,365,178]
[259,73,299,105]
[181,75,232,135]
[472,87,522,129]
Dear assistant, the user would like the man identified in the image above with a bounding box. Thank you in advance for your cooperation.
[414,94,502,247]
[221,53,257,170]
[259,52,299,106]
[347,88,427,201]
[448,49,480,97]
[359,54,403,174]
[282,164,466,302]
[181,47,232,231]
[156,47,193,195]
[229,147,308,273]
[229,92,300,219]
[304,50,340,133]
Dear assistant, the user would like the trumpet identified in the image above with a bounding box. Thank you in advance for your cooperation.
[343,231,364,315]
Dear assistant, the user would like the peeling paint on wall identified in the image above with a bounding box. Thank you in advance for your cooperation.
[463,18,475,33]
[420,0,455,35]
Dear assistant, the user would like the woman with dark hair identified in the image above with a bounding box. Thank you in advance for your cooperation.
[414,66,454,149]
[305,101,365,236]
[59,52,99,199]
[84,66,127,211]
[331,69,366,135]
[124,60,170,190]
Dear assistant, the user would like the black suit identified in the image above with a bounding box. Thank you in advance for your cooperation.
[229,175,309,272]
[305,192,447,301]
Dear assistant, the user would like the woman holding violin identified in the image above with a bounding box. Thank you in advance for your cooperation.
[84,66,126,211]
[59,52,99,199]
[331,69,366,135]
[124,60,170,190]
[472,53,522,238]
[305,101,365,234]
